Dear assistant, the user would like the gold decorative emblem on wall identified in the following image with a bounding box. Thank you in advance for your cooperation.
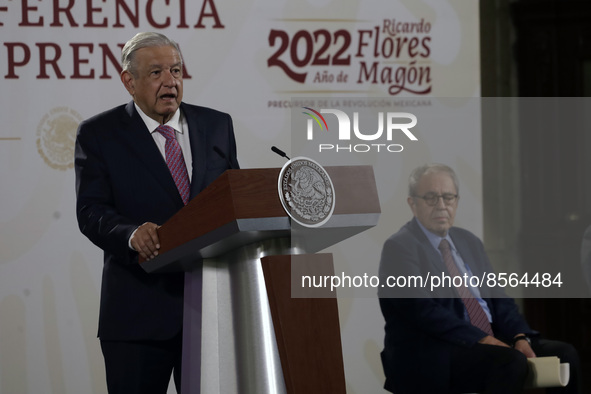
[36,107,82,170]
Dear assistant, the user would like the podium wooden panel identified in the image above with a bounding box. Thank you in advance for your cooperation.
[261,254,346,394]
[140,166,380,394]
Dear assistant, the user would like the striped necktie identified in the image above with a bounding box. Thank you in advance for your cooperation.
[156,125,190,205]
[438,239,494,336]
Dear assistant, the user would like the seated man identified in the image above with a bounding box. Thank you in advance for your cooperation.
[378,163,580,394]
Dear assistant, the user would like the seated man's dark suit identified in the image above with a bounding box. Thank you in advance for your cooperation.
[75,100,239,342]
[378,218,580,394]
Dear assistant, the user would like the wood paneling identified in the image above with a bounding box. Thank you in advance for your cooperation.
[512,1,591,391]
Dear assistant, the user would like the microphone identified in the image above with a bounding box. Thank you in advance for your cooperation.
[271,146,290,160]
[213,146,236,169]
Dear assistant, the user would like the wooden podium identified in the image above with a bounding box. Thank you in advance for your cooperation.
[141,166,380,394]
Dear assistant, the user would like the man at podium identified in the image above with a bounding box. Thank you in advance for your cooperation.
[378,164,580,394]
[75,32,239,394]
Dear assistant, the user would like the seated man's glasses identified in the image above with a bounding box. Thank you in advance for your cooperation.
[413,193,458,206]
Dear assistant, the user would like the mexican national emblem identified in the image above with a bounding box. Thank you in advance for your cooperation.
[36,107,82,170]
[278,157,336,227]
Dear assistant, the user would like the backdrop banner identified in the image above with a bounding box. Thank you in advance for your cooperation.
[0,1,479,393]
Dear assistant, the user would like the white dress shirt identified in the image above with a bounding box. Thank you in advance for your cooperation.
[134,103,193,181]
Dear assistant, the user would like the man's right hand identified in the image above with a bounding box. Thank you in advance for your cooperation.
[130,222,161,261]
[478,335,511,348]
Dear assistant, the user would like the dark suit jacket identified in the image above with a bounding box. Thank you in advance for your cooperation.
[75,101,239,341]
[378,218,535,393]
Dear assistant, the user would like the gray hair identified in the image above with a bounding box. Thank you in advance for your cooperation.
[121,32,182,76]
[408,163,459,196]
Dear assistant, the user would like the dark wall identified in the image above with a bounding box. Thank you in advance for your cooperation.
[483,0,591,391]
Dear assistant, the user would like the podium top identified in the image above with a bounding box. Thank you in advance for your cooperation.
[141,166,380,273]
